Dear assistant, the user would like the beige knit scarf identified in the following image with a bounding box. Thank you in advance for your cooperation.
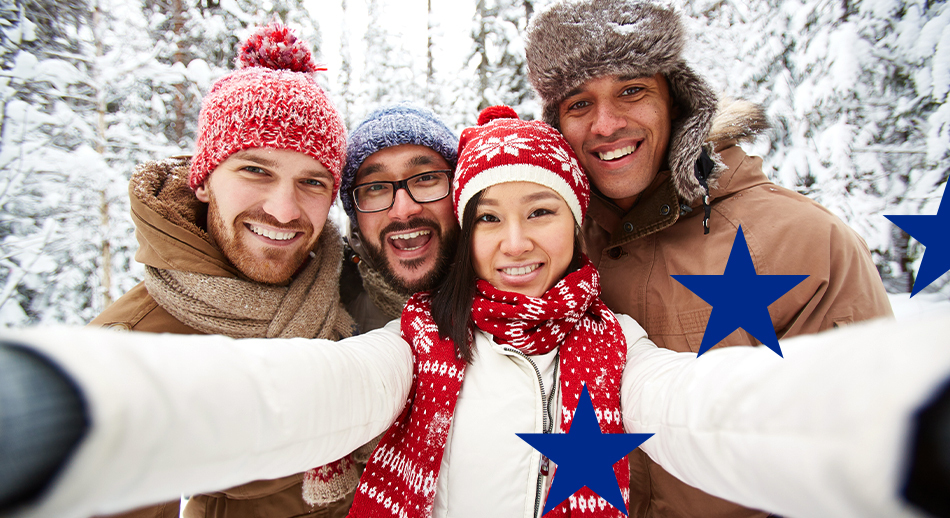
[145,223,353,340]
[145,222,361,504]
[357,259,413,320]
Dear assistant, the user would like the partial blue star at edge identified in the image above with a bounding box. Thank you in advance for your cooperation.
[671,226,808,358]
[885,187,950,297]
[517,384,653,516]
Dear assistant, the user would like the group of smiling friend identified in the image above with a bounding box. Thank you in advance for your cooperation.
[2,1,949,518]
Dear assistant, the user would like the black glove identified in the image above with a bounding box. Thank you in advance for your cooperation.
[904,377,950,517]
[0,344,88,510]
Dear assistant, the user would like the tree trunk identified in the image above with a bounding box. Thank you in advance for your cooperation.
[100,189,113,307]
[426,0,434,104]
[473,0,489,111]
[92,3,113,308]
[172,0,187,144]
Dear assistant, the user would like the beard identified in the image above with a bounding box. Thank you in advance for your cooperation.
[360,216,459,294]
[205,190,315,285]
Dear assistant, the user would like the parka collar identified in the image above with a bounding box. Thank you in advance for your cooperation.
[129,156,243,279]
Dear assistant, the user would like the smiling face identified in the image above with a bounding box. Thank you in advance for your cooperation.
[353,144,459,293]
[557,73,674,211]
[195,148,334,285]
[471,182,576,298]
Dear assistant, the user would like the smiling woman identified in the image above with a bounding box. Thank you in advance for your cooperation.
[471,183,577,298]
[355,105,643,518]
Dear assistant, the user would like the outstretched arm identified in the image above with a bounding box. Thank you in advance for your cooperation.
[620,313,950,518]
[0,320,412,518]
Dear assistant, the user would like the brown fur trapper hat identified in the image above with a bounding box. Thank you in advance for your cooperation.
[525,0,722,202]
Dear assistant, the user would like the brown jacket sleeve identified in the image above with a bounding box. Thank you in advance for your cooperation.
[94,501,180,518]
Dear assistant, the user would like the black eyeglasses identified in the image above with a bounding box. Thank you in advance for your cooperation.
[351,170,452,213]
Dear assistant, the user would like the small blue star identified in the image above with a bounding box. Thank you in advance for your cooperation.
[885,188,950,297]
[672,226,808,357]
[517,384,653,516]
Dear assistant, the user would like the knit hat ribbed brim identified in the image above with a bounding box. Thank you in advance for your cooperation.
[453,106,589,226]
[341,104,459,223]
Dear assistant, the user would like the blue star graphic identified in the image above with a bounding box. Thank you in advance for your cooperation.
[517,384,653,516]
[671,226,808,357]
[885,189,950,297]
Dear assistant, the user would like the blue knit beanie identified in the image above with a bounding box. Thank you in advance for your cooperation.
[341,104,459,223]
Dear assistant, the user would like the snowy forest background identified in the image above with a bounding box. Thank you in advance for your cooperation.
[0,0,948,326]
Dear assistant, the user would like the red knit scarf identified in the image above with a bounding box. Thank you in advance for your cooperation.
[349,260,629,518]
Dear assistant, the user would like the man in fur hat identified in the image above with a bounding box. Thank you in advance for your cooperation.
[89,23,364,518]
[525,1,894,516]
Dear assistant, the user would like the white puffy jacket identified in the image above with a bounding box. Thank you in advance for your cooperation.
[3,312,949,518]
[430,314,648,518]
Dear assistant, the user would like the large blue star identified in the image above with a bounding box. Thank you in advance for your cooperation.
[517,384,653,516]
[672,226,808,357]
[885,188,950,297]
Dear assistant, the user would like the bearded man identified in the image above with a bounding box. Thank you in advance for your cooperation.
[88,22,362,518]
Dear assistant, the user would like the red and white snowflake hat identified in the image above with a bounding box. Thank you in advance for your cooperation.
[453,105,590,226]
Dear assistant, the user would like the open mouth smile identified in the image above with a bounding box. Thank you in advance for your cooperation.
[500,264,542,276]
[247,223,300,242]
[389,229,432,252]
[597,142,639,161]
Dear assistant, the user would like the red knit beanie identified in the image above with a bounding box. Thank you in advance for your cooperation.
[188,22,346,197]
[453,105,589,225]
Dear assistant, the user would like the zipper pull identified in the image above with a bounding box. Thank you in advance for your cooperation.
[540,455,550,476]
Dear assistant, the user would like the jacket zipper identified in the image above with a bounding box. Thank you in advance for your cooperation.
[504,346,559,518]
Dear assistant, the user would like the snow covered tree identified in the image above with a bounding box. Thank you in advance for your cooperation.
[423,0,472,132]
[678,0,949,295]
[1,0,196,326]
[0,0,134,325]
[357,0,422,122]
[139,0,324,149]
[337,0,358,129]
[466,0,536,117]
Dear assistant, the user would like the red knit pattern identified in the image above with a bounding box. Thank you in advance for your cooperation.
[350,260,629,517]
[477,104,519,125]
[236,22,324,73]
[453,114,589,224]
[189,22,345,195]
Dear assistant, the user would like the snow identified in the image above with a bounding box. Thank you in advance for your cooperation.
[889,292,950,321]
[933,23,950,102]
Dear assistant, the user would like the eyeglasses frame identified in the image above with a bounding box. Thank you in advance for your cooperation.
[351,169,454,213]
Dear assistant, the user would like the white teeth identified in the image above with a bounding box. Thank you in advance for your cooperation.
[249,224,297,241]
[501,264,541,276]
[598,144,638,161]
[389,230,431,241]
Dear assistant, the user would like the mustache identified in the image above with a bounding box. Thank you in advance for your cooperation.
[586,130,646,147]
[236,209,311,234]
[379,217,442,241]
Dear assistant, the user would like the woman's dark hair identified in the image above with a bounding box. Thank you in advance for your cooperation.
[431,191,483,363]
[430,189,584,364]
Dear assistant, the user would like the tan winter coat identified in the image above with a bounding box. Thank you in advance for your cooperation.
[583,102,893,518]
[90,157,353,518]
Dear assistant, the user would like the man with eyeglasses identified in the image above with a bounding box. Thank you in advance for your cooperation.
[338,104,461,331]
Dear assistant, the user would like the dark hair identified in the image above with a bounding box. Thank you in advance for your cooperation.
[431,191,483,363]
[430,190,584,364]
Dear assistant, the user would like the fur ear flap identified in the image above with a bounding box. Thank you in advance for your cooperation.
[707,99,771,146]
